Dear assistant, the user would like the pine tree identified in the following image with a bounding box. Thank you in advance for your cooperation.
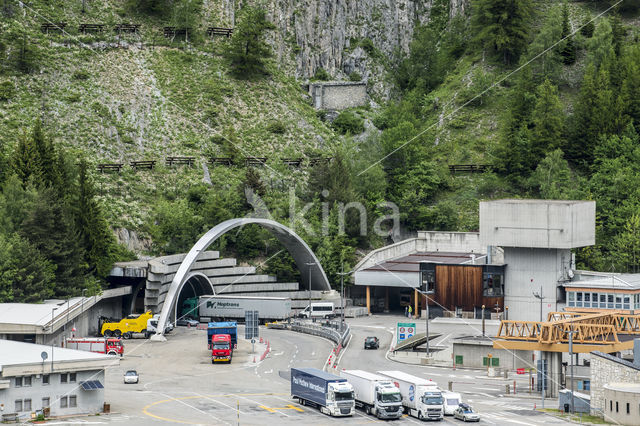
[76,159,118,278]
[580,13,595,38]
[0,233,55,303]
[531,79,566,161]
[21,189,87,298]
[223,7,275,78]
[471,0,534,64]
[559,2,576,65]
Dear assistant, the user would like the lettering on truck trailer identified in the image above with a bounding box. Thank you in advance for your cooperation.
[206,301,241,309]
[291,376,325,393]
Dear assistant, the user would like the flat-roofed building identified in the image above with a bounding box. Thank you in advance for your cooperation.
[0,340,117,421]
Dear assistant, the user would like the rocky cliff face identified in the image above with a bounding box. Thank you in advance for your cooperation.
[253,0,469,95]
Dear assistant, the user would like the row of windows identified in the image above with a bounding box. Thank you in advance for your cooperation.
[14,373,76,388]
[15,396,77,412]
[608,400,639,415]
[567,291,640,310]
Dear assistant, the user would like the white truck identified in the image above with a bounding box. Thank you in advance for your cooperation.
[198,295,292,322]
[145,315,173,337]
[378,370,444,421]
[340,370,403,420]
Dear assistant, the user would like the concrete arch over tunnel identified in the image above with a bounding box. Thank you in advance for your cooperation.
[152,218,331,340]
[172,272,215,324]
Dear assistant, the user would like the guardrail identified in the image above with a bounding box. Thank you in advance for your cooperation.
[268,320,350,347]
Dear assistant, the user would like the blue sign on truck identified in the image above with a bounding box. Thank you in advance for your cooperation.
[207,322,237,349]
[291,367,355,417]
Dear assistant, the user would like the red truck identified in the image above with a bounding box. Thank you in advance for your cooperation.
[211,334,233,363]
[65,337,124,357]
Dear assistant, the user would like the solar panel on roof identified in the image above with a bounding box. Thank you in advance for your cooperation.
[80,380,103,390]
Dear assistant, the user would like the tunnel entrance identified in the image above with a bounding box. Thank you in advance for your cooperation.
[173,274,214,323]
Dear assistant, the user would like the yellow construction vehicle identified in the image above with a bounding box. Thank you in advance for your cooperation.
[100,311,153,339]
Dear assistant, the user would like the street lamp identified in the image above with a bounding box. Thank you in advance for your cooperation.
[533,287,544,409]
[305,262,315,320]
[336,262,348,332]
[80,288,87,335]
[50,307,58,373]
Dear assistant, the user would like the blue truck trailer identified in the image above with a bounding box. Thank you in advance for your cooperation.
[207,322,237,350]
[291,367,355,417]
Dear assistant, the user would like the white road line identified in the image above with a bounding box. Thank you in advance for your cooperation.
[434,332,452,345]
[155,391,229,425]
[188,392,251,415]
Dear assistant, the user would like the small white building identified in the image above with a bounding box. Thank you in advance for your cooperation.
[0,340,117,421]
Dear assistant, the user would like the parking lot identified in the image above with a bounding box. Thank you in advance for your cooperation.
[86,315,574,425]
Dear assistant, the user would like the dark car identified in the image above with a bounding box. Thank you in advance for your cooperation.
[364,336,379,349]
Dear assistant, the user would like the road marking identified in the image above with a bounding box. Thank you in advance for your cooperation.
[258,404,304,414]
[143,394,229,425]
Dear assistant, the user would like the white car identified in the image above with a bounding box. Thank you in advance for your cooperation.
[453,404,480,422]
[123,370,139,384]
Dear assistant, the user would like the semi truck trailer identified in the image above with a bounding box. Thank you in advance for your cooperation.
[378,370,444,421]
[291,367,355,417]
[339,370,403,420]
[198,295,292,322]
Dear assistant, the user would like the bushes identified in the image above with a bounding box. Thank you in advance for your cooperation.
[332,111,364,135]
[312,67,330,81]
[0,80,14,101]
[266,121,286,134]
[349,71,362,82]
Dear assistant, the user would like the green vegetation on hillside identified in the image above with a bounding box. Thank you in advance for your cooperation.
[1,0,640,303]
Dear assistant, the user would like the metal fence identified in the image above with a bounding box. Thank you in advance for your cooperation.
[270,320,350,347]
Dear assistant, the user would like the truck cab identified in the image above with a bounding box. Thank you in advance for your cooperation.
[211,334,233,363]
[418,387,444,421]
[326,381,355,416]
[373,382,403,419]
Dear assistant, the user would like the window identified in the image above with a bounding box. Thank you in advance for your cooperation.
[627,402,630,414]
[15,377,22,387]
[584,293,591,308]
[600,294,607,308]
[616,295,622,309]
[42,397,50,409]
[24,376,31,387]
[60,396,68,408]
[577,381,583,390]
[15,400,22,412]
[592,293,598,307]
[584,380,590,391]
[616,401,619,413]
[61,374,68,383]
[69,373,76,382]
[576,292,583,307]
[43,375,49,385]
[422,269,436,294]
[568,292,575,307]
[69,395,77,408]
[483,272,504,297]
[610,400,613,411]
[24,399,31,411]
[623,295,630,310]
[608,294,614,309]
[455,355,463,365]
[492,357,500,366]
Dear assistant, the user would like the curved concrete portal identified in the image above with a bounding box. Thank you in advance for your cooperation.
[152,219,330,339]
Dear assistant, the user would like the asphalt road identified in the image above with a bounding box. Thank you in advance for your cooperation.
[55,315,573,425]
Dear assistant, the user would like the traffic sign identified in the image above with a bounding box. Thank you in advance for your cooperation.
[397,322,416,344]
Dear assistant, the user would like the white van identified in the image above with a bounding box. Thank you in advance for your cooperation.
[299,302,335,319]
[442,391,462,415]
